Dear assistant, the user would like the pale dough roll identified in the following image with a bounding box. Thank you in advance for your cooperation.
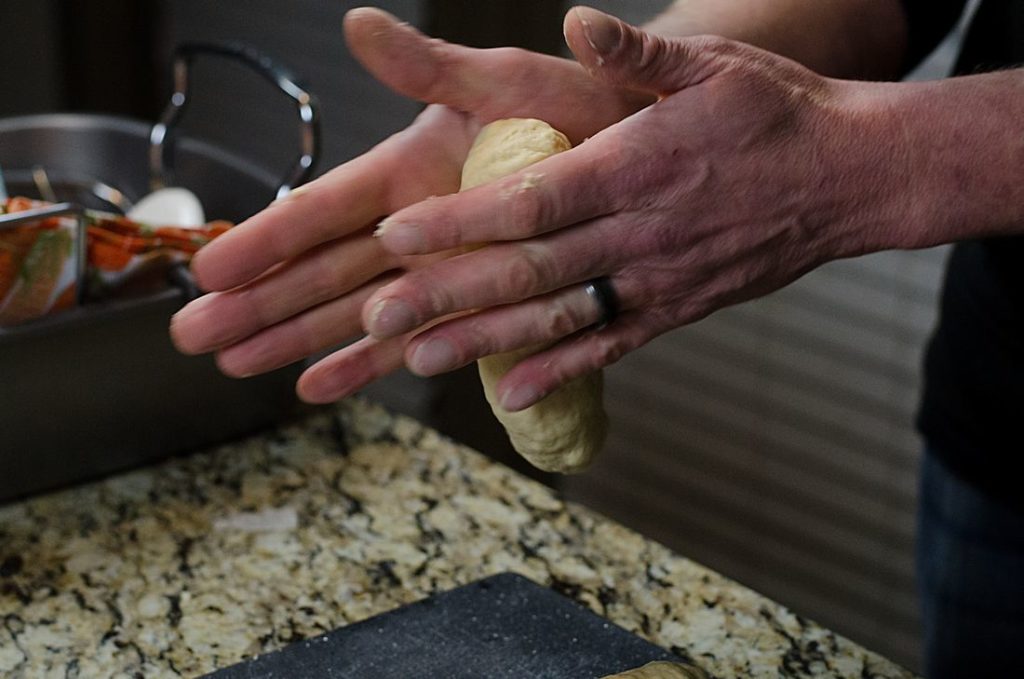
[460,118,571,190]
[460,118,606,474]
[476,347,606,473]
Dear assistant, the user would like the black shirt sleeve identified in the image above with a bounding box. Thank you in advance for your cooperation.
[899,0,969,72]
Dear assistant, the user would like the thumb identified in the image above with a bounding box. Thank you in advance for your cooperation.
[564,6,726,95]
[343,7,489,111]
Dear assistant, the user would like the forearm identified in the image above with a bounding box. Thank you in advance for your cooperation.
[862,69,1024,252]
[643,0,908,80]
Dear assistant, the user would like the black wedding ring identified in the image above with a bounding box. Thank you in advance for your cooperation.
[583,277,620,329]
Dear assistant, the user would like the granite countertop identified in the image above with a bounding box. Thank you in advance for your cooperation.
[0,398,914,678]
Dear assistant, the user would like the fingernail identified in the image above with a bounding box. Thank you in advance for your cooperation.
[170,298,198,326]
[409,337,459,375]
[298,363,371,404]
[216,352,256,379]
[216,341,274,378]
[298,377,349,404]
[170,294,217,352]
[375,220,425,254]
[367,298,418,338]
[579,10,621,56]
[501,383,542,412]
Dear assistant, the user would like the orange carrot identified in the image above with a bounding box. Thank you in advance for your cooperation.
[88,238,135,272]
[0,229,73,325]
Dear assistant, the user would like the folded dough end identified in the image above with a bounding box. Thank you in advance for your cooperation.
[478,347,606,474]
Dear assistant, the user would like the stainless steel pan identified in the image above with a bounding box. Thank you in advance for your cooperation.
[0,43,320,502]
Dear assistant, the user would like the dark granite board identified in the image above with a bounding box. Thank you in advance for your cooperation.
[205,572,683,678]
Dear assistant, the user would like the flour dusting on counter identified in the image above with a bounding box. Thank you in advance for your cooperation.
[213,507,299,533]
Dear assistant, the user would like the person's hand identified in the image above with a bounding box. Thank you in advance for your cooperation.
[363,7,920,412]
[169,7,651,403]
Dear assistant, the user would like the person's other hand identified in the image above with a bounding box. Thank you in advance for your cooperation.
[365,7,919,412]
[169,7,650,403]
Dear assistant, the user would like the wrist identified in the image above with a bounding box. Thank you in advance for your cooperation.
[844,72,1024,254]
[778,79,924,264]
[642,0,905,80]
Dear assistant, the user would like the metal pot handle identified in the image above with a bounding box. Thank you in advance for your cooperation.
[149,41,321,200]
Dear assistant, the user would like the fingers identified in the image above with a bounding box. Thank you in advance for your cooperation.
[213,273,396,378]
[497,311,654,411]
[190,104,474,293]
[404,283,605,376]
[344,7,495,119]
[375,140,616,256]
[563,6,729,95]
[344,7,651,143]
[171,231,399,355]
[192,157,388,292]
[364,218,628,339]
[296,334,407,404]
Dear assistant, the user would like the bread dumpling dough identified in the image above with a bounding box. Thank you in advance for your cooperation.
[460,118,571,191]
[601,660,710,679]
[476,346,606,473]
[460,118,606,474]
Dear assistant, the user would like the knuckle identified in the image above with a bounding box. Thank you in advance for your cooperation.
[690,34,737,59]
[592,334,629,369]
[498,256,541,299]
[309,256,347,303]
[489,46,530,70]
[426,208,460,250]
[487,48,536,91]
[540,297,585,338]
[637,32,668,75]
[461,317,499,359]
[379,274,438,319]
[496,244,555,299]
[547,364,575,393]
[293,314,323,357]
[425,281,457,317]
[230,286,266,328]
[425,39,455,98]
[679,35,739,83]
[505,180,548,236]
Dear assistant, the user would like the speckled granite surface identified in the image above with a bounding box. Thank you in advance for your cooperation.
[0,399,914,678]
